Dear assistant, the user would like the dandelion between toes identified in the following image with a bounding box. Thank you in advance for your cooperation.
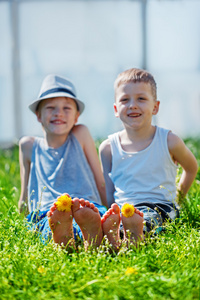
[47,193,103,250]
[101,203,144,252]
[47,194,144,251]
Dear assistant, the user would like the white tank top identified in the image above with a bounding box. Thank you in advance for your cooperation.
[108,126,178,207]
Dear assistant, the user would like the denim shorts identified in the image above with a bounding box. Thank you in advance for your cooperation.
[120,201,179,235]
[135,201,179,233]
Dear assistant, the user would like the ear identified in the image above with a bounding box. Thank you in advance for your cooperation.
[114,103,119,117]
[152,101,160,115]
[74,111,80,124]
[36,111,42,123]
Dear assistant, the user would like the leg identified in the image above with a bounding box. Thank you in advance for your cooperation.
[72,198,103,249]
[101,203,121,252]
[135,204,164,233]
[121,206,144,245]
[47,202,74,248]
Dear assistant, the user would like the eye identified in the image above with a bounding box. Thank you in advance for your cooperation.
[120,98,129,103]
[64,106,71,110]
[138,97,146,101]
[46,106,54,110]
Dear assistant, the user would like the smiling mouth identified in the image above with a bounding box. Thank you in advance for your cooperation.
[51,120,66,124]
[127,113,141,118]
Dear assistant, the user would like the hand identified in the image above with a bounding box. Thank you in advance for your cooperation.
[176,189,185,206]
[19,200,28,214]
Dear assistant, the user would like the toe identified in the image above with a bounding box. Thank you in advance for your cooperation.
[111,203,120,214]
[50,204,57,212]
[90,203,95,209]
[85,200,90,207]
[93,206,99,213]
[135,208,144,217]
[47,211,52,217]
[72,198,80,212]
[79,198,85,206]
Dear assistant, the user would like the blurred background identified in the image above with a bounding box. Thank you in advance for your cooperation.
[0,0,200,145]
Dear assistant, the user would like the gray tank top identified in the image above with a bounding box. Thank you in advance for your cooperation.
[28,133,101,212]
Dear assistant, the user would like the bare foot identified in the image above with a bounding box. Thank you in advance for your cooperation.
[72,198,103,249]
[101,203,121,252]
[121,206,144,245]
[47,202,74,248]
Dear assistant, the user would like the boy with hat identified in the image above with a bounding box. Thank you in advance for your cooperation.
[19,74,108,249]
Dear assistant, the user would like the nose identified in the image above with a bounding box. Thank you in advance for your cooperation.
[129,98,137,109]
[54,106,63,116]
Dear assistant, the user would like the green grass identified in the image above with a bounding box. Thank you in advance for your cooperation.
[0,140,200,300]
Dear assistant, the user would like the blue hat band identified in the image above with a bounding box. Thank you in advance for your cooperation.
[40,87,76,99]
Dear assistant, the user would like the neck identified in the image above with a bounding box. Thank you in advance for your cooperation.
[120,125,156,152]
[44,132,69,148]
[125,125,156,141]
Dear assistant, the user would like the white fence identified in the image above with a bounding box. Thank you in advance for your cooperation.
[0,0,200,145]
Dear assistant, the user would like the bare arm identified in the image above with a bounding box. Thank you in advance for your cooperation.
[99,139,115,208]
[73,125,108,208]
[168,132,198,205]
[18,136,34,213]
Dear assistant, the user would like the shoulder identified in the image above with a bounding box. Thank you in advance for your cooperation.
[99,139,113,173]
[155,127,182,151]
[99,131,122,157]
[99,139,112,162]
[19,136,35,161]
[167,131,185,152]
[156,126,170,138]
[167,131,189,163]
[72,123,91,140]
[167,131,198,173]
[72,124,90,137]
[72,124,94,149]
[19,136,35,149]
[99,139,111,155]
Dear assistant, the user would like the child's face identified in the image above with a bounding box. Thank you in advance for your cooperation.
[36,97,80,137]
[114,81,160,131]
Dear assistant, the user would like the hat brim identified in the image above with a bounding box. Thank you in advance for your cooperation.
[29,92,85,115]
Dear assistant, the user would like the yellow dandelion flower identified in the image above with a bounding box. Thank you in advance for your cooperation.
[125,267,138,275]
[55,194,72,212]
[121,203,135,217]
[37,266,46,274]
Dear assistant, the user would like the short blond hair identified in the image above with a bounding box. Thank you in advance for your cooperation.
[114,68,157,100]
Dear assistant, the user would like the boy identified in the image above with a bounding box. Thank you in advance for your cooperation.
[100,68,198,250]
[19,74,108,249]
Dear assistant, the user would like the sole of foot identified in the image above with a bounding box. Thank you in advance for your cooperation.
[121,206,144,245]
[101,203,121,252]
[47,203,74,248]
[72,198,103,249]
